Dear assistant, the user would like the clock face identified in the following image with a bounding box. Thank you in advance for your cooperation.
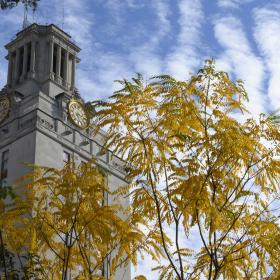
[68,100,89,129]
[0,96,10,125]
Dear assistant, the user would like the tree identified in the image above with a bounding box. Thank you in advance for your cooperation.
[0,185,30,279]
[0,186,15,280]
[0,0,39,10]
[2,160,161,280]
[93,60,280,279]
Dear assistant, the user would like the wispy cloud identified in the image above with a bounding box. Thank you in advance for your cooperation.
[78,0,172,99]
[166,0,203,79]
[213,16,266,116]
[0,7,23,87]
[217,0,256,9]
[77,53,131,100]
[152,0,171,38]
[253,5,280,111]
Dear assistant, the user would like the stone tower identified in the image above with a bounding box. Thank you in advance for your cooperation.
[5,23,79,97]
[0,24,130,280]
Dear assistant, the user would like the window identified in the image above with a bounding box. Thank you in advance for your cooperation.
[18,46,24,77]
[63,151,70,165]
[27,42,31,73]
[61,49,65,79]
[53,44,57,74]
[1,150,9,183]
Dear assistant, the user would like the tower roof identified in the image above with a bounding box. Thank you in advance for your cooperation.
[5,23,81,52]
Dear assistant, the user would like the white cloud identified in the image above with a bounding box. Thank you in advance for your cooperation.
[166,0,203,79]
[126,0,145,9]
[0,66,7,88]
[77,0,173,99]
[77,53,132,100]
[253,5,280,110]
[133,222,203,279]
[129,49,162,77]
[217,0,256,9]
[123,0,171,78]
[152,0,171,38]
[133,252,161,279]
[44,0,169,99]
[0,6,23,89]
[215,55,232,74]
[213,16,266,116]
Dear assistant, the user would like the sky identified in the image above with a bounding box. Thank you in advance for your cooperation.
[0,0,280,278]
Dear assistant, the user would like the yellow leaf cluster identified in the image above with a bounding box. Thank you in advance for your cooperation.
[1,159,160,279]
[93,60,280,279]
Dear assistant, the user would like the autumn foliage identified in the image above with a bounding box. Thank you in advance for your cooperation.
[0,60,279,280]
[93,60,280,279]
[1,161,160,279]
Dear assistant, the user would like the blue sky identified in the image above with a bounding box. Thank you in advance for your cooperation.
[0,0,280,277]
[1,0,280,118]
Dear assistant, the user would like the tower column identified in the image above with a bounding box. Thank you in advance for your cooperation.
[21,43,28,80]
[63,51,69,88]
[14,48,20,84]
[49,39,54,79]
[56,45,61,77]
[56,45,62,85]
[30,40,36,78]
[7,51,13,86]
[71,55,76,90]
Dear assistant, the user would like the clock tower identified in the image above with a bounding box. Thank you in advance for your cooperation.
[0,24,130,280]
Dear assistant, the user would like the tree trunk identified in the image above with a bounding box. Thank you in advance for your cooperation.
[0,230,8,280]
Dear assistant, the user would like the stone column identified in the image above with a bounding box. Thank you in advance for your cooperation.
[71,55,76,89]
[14,48,20,83]
[30,40,36,78]
[49,40,54,79]
[21,43,28,80]
[7,51,13,86]
[56,45,61,77]
[63,51,69,87]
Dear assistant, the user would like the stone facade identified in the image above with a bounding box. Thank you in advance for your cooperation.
[0,24,130,280]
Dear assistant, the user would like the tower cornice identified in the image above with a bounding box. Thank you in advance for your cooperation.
[5,23,81,53]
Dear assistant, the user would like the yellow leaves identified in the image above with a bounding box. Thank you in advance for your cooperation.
[134,275,147,280]
[91,60,280,279]
[152,264,178,280]
[27,229,37,257]
[0,159,152,279]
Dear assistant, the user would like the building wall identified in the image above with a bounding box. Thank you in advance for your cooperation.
[0,131,36,187]
[0,91,131,280]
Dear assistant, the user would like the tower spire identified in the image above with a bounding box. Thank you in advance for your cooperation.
[22,3,30,29]
[62,0,65,29]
